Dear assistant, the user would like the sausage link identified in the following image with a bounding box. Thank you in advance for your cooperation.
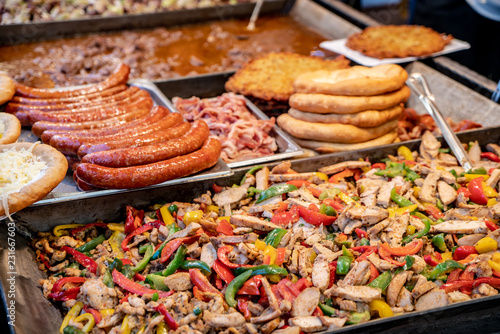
[73,171,99,191]
[40,105,170,143]
[31,105,152,137]
[11,85,128,105]
[77,122,191,158]
[28,92,152,123]
[81,120,210,167]
[49,113,184,155]
[75,137,221,190]
[15,63,130,98]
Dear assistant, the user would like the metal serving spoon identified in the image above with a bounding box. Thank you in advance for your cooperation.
[406,72,473,171]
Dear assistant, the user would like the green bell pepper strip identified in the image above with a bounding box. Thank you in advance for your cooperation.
[139,243,151,254]
[68,262,80,269]
[319,303,336,317]
[161,245,187,276]
[180,260,211,275]
[151,292,159,302]
[75,234,105,253]
[402,216,431,244]
[320,203,337,217]
[225,270,253,308]
[403,255,415,271]
[80,269,87,277]
[240,165,264,186]
[425,260,465,280]
[103,269,114,288]
[145,274,169,291]
[108,258,123,273]
[346,310,370,325]
[390,188,413,207]
[342,245,354,258]
[436,198,444,211]
[336,256,352,275]
[360,238,370,246]
[367,271,392,290]
[234,264,288,277]
[168,204,178,214]
[432,233,447,252]
[319,188,341,201]
[63,326,85,334]
[132,244,154,272]
[121,265,135,280]
[256,184,298,204]
[247,187,263,197]
[264,228,288,248]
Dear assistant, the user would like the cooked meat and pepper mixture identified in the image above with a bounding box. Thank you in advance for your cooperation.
[34,130,500,334]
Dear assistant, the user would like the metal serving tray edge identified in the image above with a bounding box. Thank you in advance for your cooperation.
[4,126,500,334]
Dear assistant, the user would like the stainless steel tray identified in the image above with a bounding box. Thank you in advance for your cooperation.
[4,125,500,334]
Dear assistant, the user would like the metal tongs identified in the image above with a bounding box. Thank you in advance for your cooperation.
[406,73,473,171]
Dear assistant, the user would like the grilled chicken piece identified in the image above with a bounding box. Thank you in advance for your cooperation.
[338,299,357,311]
[411,281,437,299]
[344,220,364,235]
[409,215,426,230]
[346,206,388,225]
[298,248,315,278]
[457,234,486,246]
[250,308,281,323]
[164,272,193,291]
[447,291,472,303]
[318,161,370,175]
[325,285,382,303]
[486,168,500,189]
[255,167,270,190]
[367,218,391,238]
[397,287,414,312]
[311,255,330,292]
[200,242,217,268]
[490,202,500,219]
[377,180,396,208]
[438,181,458,205]
[419,171,441,204]
[319,316,347,330]
[204,310,246,328]
[415,290,449,312]
[366,252,397,271]
[213,187,248,208]
[230,215,280,231]
[337,202,356,231]
[271,161,292,174]
[438,153,458,165]
[387,270,411,307]
[385,213,409,247]
[420,131,440,161]
[358,180,382,207]
[217,233,259,244]
[312,244,341,263]
[288,188,320,204]
[468,141,481,163]
[430,220,488,234]
[166,223,201,242]
[339,261,371,287]
[80,279,118,310]
[273,326,301,334]
[268,173,316,182]
[288,316,325,332]
[291,288,320,317]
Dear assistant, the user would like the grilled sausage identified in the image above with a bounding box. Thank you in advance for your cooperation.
[75,137,221,190]
[81,120,210,167]
[15,63,130,98]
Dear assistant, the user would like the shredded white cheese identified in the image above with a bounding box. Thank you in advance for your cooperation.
[0,143,46,219]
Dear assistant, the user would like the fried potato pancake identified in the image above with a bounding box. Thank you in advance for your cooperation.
[346,25,453,59]
[225,52,350,101]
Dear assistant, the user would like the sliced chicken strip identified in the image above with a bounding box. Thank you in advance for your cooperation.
[339,260,371,287]
[397,287,414,312]
[318,161,371,175]
[367,218,391,238]
[438,181,457,205]
[288,316,325,332]
[268,173,316,182]
[291,287,321,316]
[345,206,388,225]
[312,255,330,292]
[204,310,246,328]
[420,131,440,161]
[419,171,441,204]
[411,281,437,299]
[386,270,411,307]
[255,167,270,190]
[385,213,409,247]
[415,289,449,312]
[230,215,280,231]
[457,234,486,246]
[312,244,341,263]
[430,220,488,234]
[325,285,382,303]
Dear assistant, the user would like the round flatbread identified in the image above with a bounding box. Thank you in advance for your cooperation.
[0,112,21,144]
[289,85,410,114]
[293,130,398,153]
[293,64,408,96]
[277,113,397,143]
[0,72,15,105]
[0,142,68,217]
[288,104,403,128]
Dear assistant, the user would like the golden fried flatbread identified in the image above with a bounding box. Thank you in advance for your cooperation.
[0,72,15,105]
[289,85,410,114]
[293,130,398,153]
[288,104,403,128]
[346,25,453,59]
[225,52,350,101]
[0,143,68,217]
[294,64,408,96]
[0,113,21,144]
[277,113,397,143]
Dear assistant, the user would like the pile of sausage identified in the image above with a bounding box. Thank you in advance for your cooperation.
[5,63,222,190]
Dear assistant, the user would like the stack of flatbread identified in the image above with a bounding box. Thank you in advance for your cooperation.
[277,64,410,153]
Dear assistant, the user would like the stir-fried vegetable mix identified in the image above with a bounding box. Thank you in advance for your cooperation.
[34,131,500,334]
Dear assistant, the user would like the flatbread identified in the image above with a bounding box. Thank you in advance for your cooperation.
[0,112,21,144]
[0,143,68,217]
[288,104,403,128]
[277,113,397,144]
[289,85,410,114]
[293,130,398,153]
[224,52,350,101]
[293,64,408,96]
[346,25,453,59]
[0,72,15,105]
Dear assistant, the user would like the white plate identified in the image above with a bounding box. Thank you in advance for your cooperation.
[320,38,471,67]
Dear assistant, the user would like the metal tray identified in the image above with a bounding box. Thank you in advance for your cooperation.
[0,79,232,221]
[0,0,289,45]
[4,125,500,334]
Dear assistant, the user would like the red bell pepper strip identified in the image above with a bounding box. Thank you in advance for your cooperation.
[121,258,134,266]
[217,219,234,236]
[189,268,223,297]
[212,184,223,193]
[275,248,286,265]
[83,305,102,324]
[51,277,86,293]
[459,265,476,281]
[160,236,198,263]
[397,160,417,166]
[447,268,463,283]
[321,198,345,212]
[61,246,98,274]
[147,220,165,230]
[378,245,406,266]
[294,278,313,292]
[312,306,324,317]
[274,202,288,214]
[155,303,179,331]
[453,246,479,261]
[237,275,262,295]
[456,187,471,198]
[193,286,210,301]
[350,246,376,253]
[481,152,500,162]
[112,270,173,298]
[308,203,319,212]
[369,263,380,283]
[213,259,235,284]
[485,220,500,231]
[371,163,386,170]
[39,252,51,270]
[473,277,500,289]
[271,206,300,225]
[238,298,252,320]
[425,204,444,219]
[217,246,254,269]
[70,222,108,237]
[328,262,337,288]
[440,280,475,293]
[354,247,377,262]
[298,206,337,226]
[380,239,423,256]
[134,273,146,282]
[355,228,368,239]
[215,276,223,290]
[424,254,441,267]
[48,287,80,301]
[307,187,323,198]
[286,180,312,187]
[121,224,153,252]
[329,169,354,183]
[124,206,144,235]
[468,177,488,205]
[493,271,500,278]
[277,281,296,302]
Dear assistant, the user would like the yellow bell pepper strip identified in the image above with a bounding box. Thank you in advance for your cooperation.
[488,198,498,207]
[73,313,95,333]
[464,174,489,182]
[112,270,174,298]
[483,183,498,197]
[489,260,500,273]
[108,223,125,232]
[156,321,168,334]
[206,205,219,214]
[160,204,175,225]
[262,245,278,265]
[121,315,132,334]
[369,299,394,318]
[99,309,114,318]
[108,230,125,258]
[388,204,418,218]
[183,210,203,225]
[397,145,414,161]
[310,172,329,182]
[475,236,498,253]
[53,224,84,237]
[60,301,83,333]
